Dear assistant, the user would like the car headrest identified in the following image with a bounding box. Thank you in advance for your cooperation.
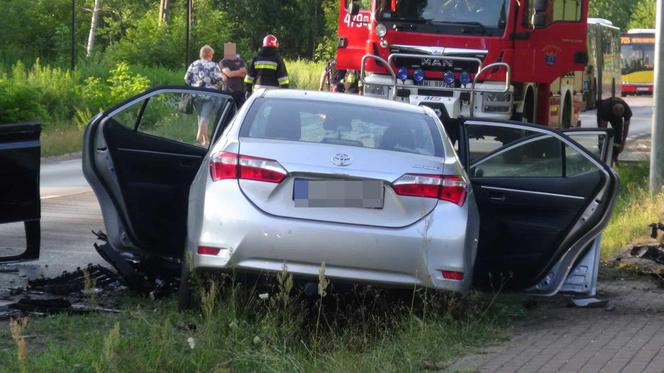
[381,125,415,152]
[265,106,301,141]
[323,114,352,132]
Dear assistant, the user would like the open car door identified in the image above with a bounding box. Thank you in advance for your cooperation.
[460,120,618,296]
[82,87,235,283]
[0,122,41,263]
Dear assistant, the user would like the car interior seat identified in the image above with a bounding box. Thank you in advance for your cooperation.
[265,105,301,141]
[380,124,415,152]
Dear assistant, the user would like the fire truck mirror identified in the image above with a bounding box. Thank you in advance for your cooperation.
[346,0,360,16]
[534,0,548,12]
[533,13,547,28]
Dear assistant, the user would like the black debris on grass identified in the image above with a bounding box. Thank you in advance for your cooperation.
[631,244,664,265]
[0,264,127,320]
[28,264,123,295]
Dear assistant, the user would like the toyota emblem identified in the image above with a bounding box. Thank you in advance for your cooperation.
[331,153,351,167]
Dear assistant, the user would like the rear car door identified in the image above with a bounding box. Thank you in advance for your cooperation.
[0,122,41,262]
[460,120,618,295]
[82,87,234,263]
[557,128,613,295]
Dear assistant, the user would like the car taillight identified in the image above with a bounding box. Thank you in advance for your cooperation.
[210,152,287,183]
[442,271,464,281]
[197,246,221,255]
[393,174,467,206]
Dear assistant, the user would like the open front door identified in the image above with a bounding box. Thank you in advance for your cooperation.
[83,88,235,267]
[0,122,41,262]
[460,120,618,295]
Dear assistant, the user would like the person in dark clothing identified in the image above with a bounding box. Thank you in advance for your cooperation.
[597,97,632,164]
[319,59,346,92]
[319,59,360,94]
[219,42,247,107]
[244,35,289,97]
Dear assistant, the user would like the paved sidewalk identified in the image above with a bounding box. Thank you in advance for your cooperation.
[449,279,664,373]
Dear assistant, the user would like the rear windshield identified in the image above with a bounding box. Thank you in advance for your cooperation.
[240,98,444,157]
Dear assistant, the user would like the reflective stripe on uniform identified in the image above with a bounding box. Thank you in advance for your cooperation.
[244,75,255,84]
[278,76,289,86]
[254,60,278,70]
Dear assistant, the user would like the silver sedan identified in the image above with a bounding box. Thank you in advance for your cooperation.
[82,87,618,307]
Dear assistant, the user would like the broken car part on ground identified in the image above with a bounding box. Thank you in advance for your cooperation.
[0,264,124,320]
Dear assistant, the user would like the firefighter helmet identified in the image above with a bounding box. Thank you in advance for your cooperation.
[262,34,279,48]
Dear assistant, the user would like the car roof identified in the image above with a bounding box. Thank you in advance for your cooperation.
[257,89,428,115]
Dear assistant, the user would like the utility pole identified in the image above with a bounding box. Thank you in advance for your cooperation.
[71,0,76,70]
[185,0,192,68]
[651,0,664,194]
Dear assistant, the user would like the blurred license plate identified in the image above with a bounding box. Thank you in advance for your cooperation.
[421,80,447,88]
[637,87,649,92]
[293,179,384,208]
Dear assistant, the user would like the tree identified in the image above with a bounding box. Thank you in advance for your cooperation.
[628,0,656,29]
[589,0,638,30]
[86,0,102,57]
[159,0,170,24]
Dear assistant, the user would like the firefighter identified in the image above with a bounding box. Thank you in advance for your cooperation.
[244,34,289,97]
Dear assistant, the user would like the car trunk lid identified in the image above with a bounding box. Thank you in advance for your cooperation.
[236,139,447,228]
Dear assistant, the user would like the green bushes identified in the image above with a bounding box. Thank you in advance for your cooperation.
[1,58,325,155]
[0,80,48,124]
[0,59,323,128]
[0,61,169,127]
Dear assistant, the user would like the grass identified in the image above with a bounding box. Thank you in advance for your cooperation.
[287,59,325,90]
[601,162,664,259]
[0,274,526,372]
[41,125,85,157]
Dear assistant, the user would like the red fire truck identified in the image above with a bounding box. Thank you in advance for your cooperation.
[337,0,591,128]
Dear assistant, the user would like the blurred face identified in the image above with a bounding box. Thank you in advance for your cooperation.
[224,43,236,59]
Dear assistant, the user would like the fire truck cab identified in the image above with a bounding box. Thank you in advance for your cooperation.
[337,0,590,128]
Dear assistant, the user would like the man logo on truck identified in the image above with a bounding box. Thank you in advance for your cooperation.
[421,58,454,68]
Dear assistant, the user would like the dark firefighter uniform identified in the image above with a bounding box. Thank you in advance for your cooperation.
[244,49,289,92]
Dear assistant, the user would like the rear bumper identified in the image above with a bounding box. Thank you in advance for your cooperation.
[622,84,653,94]
[186,179,479,295]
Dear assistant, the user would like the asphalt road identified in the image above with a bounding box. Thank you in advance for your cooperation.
[0,156,105,278]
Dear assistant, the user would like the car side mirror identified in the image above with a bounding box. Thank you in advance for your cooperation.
[346,0,360,16]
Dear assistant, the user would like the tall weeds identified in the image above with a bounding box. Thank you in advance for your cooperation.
[602,163,664,258]
[9,317,29,373]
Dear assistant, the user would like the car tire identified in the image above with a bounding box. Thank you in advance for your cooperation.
[177,261,196,311]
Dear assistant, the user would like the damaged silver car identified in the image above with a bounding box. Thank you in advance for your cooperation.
[81,87,618,307]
